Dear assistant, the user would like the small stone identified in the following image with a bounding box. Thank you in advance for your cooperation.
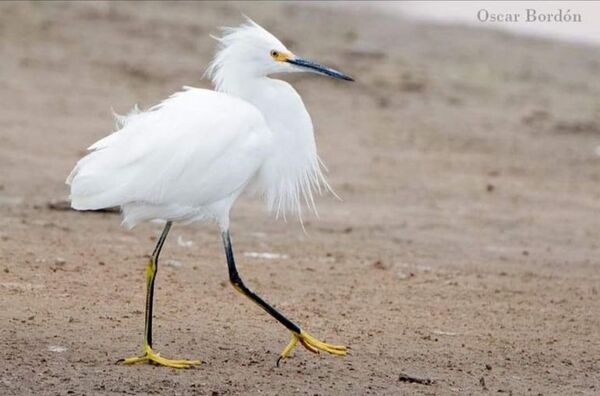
[479,376,487,390]
[372,260,387,270]
[165,259,182,268]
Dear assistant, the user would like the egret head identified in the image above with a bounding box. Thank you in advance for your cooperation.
[207,18,353,91]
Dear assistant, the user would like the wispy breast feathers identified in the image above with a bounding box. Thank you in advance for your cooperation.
[261,153,338,227]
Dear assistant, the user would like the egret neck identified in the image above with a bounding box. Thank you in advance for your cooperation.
[218,75,324,220]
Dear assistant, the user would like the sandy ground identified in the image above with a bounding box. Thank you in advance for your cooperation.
[1,2,600,395]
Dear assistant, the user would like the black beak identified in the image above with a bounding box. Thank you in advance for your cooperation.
[286,57,354,81]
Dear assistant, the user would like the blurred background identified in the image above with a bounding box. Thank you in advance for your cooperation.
[1,2,599,395]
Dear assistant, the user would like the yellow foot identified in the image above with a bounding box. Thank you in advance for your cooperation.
[118,345,200,369]
[277,330,347,366]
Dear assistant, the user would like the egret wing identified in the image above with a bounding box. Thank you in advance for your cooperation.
[68,87,272,211]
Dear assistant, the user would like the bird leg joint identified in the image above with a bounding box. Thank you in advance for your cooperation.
[230,279,245,294]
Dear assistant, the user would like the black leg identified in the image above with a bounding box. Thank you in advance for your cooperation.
[221,230,301,334]
[145,221,172,347]
[119,221,200,368]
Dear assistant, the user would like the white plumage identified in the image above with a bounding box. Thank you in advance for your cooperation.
[66,18,348,230]
[68,87,270,229]
[66,17,353,368]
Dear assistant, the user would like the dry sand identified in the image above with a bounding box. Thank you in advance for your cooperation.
[1,2,600,395]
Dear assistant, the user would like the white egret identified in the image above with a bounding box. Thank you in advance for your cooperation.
[66,18,353,368]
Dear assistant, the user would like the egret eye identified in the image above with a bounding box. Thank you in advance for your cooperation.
[270,50,279,59]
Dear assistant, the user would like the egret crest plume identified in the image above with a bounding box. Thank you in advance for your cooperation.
[205,17,289,92]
